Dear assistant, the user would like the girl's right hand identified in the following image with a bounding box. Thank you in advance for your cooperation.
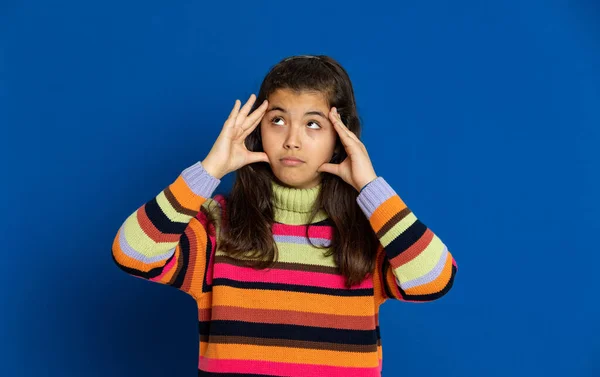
[201,94,270,179]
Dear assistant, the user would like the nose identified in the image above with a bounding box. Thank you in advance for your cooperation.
[284,127,301,150]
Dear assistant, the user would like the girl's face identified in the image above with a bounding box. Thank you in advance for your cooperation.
[261,88,338,189]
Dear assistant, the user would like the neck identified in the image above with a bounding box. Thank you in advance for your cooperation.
[271,179,328,225]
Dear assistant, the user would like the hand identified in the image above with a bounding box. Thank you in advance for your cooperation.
[202,94,270,178]
[317,107,378,192]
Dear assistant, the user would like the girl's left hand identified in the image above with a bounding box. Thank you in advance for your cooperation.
[317,107,378,192]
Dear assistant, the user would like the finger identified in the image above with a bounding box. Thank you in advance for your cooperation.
[236,94,257,126]
[330,108,360,142]
[243,99,268,129]
[330,113,358,148]
[240,108,265,140]
[317,162,340,176]
[228,99,241,119]
[248,151,270,165]
[225,99,241,128]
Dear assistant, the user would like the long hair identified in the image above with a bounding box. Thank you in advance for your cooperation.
[216,55,380,289]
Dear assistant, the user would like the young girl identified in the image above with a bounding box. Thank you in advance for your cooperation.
[112,55,458,376]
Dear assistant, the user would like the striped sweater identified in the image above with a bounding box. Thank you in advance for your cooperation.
[112,160,458,376]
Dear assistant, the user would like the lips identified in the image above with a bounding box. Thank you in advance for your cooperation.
[280,157,304,162]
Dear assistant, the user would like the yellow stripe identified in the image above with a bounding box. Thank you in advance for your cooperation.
[379,212,418,247]
[393,234,445,282]
[216,243,337,267]
[122,212,178,258]
[156,191,195,223]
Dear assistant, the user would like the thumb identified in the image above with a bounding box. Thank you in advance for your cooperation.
[248,152,270,165]
[317,163,338,176]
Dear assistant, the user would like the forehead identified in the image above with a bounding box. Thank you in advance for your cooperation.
[267,88,329,110]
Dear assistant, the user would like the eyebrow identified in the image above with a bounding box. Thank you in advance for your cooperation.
[267,106,327,119]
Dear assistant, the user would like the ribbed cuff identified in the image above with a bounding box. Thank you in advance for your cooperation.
[181,160,221,199]
[356,177,397,219]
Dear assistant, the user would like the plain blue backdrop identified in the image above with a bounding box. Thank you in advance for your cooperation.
[1,1,599,376]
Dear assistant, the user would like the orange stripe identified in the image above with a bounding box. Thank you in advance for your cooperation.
[184,219,209,298]
[170,175,206,211]
[404,251,453,295]
[369,196,407,233]
[212,286,374,316]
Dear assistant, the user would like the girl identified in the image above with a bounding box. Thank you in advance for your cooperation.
[112,55,458,376]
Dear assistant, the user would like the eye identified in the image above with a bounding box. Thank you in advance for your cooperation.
[271,117,321,130]
[271,116,285,126]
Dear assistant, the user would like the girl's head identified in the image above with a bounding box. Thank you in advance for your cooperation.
[249,55,360,189]
[217,55,379,289]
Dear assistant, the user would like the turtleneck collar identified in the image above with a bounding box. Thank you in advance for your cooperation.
[271,179,329,225]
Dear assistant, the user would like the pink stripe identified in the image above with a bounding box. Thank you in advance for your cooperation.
[272,223,333,239]
[205,232,216,285]
[213,263,373,290]
[150,253,177,282]
[199,356,381,377]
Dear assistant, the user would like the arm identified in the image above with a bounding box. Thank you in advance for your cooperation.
[357,177,457,302]
[111,160,222,300]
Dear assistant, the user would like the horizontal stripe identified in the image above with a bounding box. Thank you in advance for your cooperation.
[119,222,176,263]
[214,255,339,274]
[215,243,338,268]
[208,320,377,346]
[271,223,333,238]
[200,343,381,369]
[379,212,418,248]
[211,278,374,297]
[213,262,373,290]
[405,252,454,296]
[273,234,331,247]
[208,335,377,353]
[401,264,457,301]
[211,285,375,316]
[401,245,448,289]
[199,355,382,377]
[393,233,446,282]
[209,306,377,331]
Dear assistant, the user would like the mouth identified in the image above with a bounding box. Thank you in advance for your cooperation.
[280,158,305,166]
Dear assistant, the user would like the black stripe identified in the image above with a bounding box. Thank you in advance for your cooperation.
[111,251,173,280]
[201,228,214,294]
[382,219,428,260]
[206,320,378,345]
[145,197,188,234]
[170,232,190,289]
[380,256,402,300]
[399,264,457,302]
[211,278,374,297]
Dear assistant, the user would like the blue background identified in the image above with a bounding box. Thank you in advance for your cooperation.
[1,1,598,376]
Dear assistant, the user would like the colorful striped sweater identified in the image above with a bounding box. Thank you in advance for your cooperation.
[112,160,458,376]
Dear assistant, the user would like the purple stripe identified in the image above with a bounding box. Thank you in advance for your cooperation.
[273,234,332,247]
[119,224,176,263]
[181,161,221,199]
[400,245,449,289]
[356,177,396,219]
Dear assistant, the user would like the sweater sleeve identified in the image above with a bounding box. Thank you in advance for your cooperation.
[111,160,222,300]
[356,177,457,302]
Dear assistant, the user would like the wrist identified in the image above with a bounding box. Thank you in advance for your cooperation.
[201,158,226,180]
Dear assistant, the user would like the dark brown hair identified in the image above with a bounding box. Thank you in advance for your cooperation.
[216,55,380,289]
